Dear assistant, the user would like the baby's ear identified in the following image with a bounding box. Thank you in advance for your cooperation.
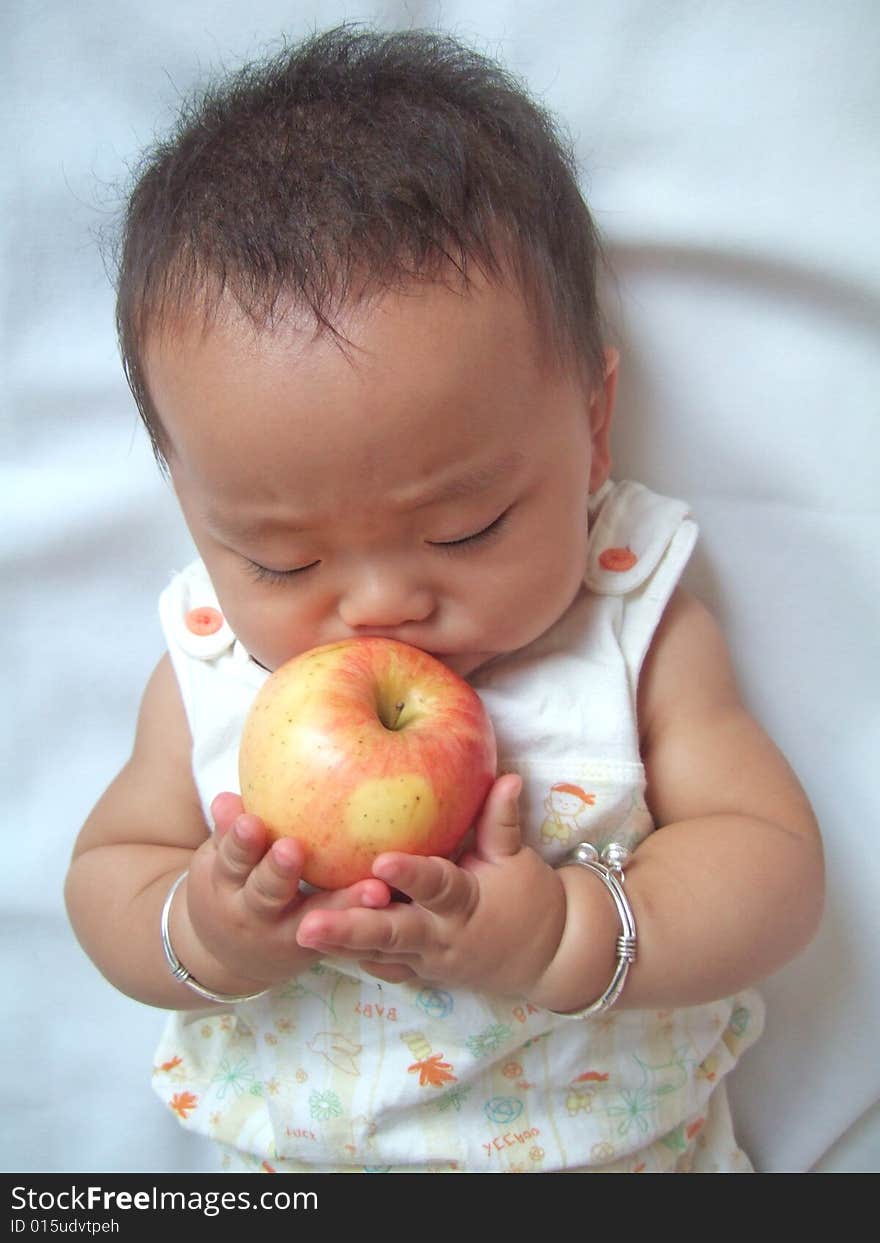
[588,347,619,491]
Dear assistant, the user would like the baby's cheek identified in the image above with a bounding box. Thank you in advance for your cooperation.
[504,558,584,646]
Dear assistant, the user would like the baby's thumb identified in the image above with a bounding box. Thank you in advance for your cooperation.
[210,791,245,838]
[475,773,523,859]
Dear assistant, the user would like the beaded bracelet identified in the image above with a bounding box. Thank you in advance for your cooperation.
[160,871,269,1005]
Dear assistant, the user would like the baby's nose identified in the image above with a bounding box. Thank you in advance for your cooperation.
[338,566,435,630]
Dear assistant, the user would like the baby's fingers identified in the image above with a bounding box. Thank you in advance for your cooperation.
[240,835,308,917]
[210,791,245,838]
[304,876,392,915]
[371,853,476,916]
[361,961,417,984]
[213,813,271,887]
[296,905,423,958]
[473,773,523,860]
[236,839,391,923]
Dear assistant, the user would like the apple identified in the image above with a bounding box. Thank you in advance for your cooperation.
[238,637,497,889]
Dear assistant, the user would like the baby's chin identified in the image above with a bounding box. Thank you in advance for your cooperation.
[438,651,501,680]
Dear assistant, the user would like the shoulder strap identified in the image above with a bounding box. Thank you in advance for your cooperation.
[158,558,239,726]
[585,481,698,686]
[158,559,236,661]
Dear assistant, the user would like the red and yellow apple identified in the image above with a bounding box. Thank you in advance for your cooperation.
[238,637,497,889]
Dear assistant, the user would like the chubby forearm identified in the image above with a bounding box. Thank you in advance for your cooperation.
[527,812,824,1014]
[64,843,270,1009]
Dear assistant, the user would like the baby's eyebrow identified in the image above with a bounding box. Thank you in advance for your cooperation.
[201,509,309,543]
[402,450,527,510]
[202,449,527,544]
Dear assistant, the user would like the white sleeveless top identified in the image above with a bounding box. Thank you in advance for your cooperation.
[151,481,763,1173]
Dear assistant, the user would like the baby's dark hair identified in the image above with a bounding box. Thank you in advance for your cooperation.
[116,25,605,463]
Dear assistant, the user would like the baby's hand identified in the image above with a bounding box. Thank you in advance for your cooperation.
[177,794,391,994]
[295,775,568,997]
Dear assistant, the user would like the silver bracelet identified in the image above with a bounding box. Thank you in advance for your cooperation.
[160,871,269,1005]
[565,842,637,1016]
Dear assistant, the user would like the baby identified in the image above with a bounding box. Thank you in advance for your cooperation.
[65,27,823,1173]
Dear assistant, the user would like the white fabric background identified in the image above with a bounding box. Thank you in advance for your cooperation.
[3,0,878,1174]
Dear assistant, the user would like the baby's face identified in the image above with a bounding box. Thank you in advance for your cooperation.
[145,275,613,676]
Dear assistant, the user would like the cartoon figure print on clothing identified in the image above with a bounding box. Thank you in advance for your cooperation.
[151,481,765,1173]
[540,783,597,847]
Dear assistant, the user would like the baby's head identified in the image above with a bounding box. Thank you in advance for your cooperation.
[117,27,617,674]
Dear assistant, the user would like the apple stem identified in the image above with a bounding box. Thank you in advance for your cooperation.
[393,700,406,729]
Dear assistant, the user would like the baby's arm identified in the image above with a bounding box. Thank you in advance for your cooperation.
[513,588,824,1011]
[64,655,389,1009]
[296,590,823,1012]
[599,587,824,1007]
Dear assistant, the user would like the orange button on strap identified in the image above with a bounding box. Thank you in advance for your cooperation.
[184,606,224,636]
[598,546,638,573]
